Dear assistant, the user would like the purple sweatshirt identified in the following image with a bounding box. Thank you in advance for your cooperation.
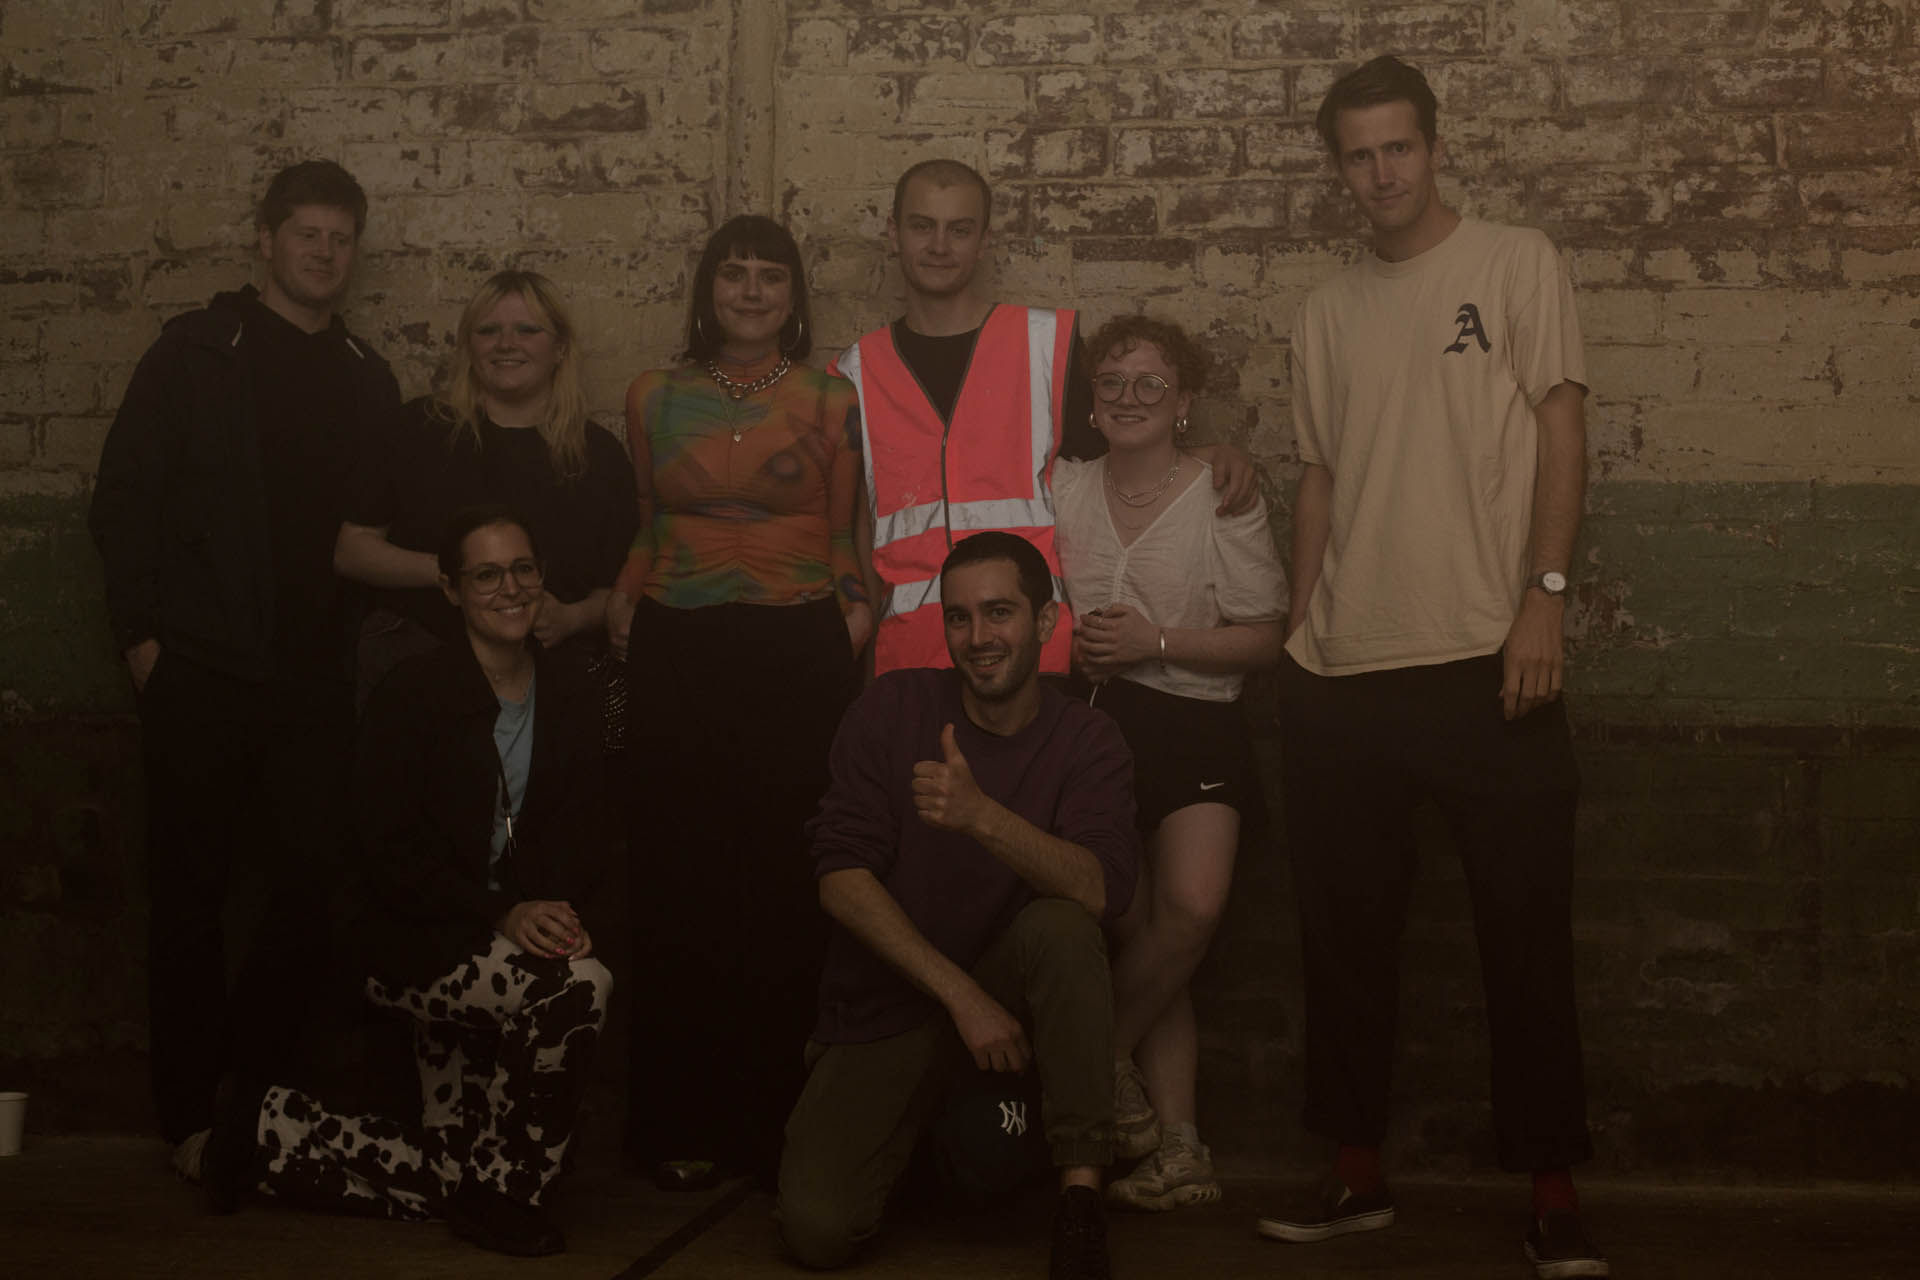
[808,668,1139,1044]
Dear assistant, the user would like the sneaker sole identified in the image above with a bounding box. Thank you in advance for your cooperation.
[1256,1205,1396,1243]
[1108,1179,1222,1212]
[1523,1243,1610,1279]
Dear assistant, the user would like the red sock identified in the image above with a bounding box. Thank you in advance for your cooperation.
[1532,1168,1578,1216]
[1333,1144,1382,1195]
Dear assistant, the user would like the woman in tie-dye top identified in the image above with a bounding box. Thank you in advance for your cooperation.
[606,215,869,1188]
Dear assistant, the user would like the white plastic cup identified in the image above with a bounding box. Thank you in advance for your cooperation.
[0,1092,24,1156]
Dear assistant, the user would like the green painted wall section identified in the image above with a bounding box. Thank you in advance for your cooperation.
[0,491,127,720]
[5,480,1913,726]
[1574,481,1919,728]
[4,481,1916,1171]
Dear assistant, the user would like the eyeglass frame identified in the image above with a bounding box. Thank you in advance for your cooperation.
[457,557,546,595]
[1092,371,1173,406]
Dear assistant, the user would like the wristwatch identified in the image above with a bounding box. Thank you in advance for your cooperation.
[1526,570,1569,597]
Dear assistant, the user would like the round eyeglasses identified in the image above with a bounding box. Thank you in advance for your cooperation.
[461,558,545,595]
[1092,372,1171,405]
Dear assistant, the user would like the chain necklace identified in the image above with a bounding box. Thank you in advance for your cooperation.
[1105,456,1182,507]
[705,354,793,442]
[705,354,792,402]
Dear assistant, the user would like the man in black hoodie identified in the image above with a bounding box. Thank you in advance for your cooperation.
[89,161,401,1176]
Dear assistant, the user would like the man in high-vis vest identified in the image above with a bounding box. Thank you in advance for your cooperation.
[833,159,1256,676]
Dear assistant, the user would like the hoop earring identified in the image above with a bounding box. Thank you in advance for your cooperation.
[782,313,806,355]
[693,313,708,347]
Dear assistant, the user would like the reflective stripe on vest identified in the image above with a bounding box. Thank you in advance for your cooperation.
[872,496,1057,550]
[884,572,1072,623]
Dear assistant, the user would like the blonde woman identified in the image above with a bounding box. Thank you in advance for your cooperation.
[336,270,639,702]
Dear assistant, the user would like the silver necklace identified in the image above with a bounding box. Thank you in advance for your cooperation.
[1105,457,1181,508]
[706,356,793,442]
[705,355,792,401]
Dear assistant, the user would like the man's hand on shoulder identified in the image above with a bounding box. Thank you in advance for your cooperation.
[1190,442,1259,516]
[912,723,995,835]
[1500,590,1566,720]
[948,980,1031,1074]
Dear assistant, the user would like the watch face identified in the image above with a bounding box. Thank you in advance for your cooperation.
[1542,571,1567,594]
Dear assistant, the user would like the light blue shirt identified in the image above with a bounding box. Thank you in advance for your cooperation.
[489,670,536,891]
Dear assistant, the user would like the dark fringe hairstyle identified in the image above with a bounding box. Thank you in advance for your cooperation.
[683,215,813,363]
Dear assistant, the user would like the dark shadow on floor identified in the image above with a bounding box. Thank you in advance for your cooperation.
[2,1136,1918,1279]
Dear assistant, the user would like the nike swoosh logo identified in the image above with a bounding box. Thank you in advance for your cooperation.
[1199,782,1226,790]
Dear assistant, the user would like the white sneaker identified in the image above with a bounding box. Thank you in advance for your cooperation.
[1112,1058,1159,1161]
[171,1128,210,1182]
[1107,1130,1221,1212]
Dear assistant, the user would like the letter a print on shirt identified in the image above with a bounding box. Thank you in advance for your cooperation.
[1444,302,1491,355]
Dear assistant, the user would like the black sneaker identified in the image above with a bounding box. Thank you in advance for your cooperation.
[202,1076,267,1215]
[1256,1178,1396,1243]
[1524,1210,1609,1278]
[1050,1184,1111,1280]
[445,1178,566,1257]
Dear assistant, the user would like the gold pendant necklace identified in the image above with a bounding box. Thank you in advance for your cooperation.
[706,355,793,442]
[1106,456,1181,507]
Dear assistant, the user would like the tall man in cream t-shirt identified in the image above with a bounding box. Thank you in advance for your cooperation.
[1255,57,1607,1279]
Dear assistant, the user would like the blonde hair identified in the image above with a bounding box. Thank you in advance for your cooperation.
[432,270,589,480]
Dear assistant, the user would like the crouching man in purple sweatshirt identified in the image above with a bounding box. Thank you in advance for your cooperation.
[777,530,1140,1280]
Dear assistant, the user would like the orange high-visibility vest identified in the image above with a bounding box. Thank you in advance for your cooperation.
[835,305,1076,675]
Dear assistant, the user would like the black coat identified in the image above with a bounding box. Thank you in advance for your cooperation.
[88,287,400,680]
[350,639,610,989]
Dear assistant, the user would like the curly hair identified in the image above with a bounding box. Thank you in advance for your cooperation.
[1084,315,1210,397]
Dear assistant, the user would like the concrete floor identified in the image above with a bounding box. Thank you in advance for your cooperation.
[2,1137,1916,1279]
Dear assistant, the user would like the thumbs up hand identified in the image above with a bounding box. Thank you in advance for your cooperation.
[912,723,989,834]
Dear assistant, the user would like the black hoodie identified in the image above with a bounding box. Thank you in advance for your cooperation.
[89,286,401,683]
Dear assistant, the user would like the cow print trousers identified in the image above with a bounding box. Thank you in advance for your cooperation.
[255,933,612,1218]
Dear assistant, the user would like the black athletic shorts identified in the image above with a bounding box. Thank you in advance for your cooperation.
[1078,675,1259,830]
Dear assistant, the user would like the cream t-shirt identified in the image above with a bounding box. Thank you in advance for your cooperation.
[1055,458,1287,702]
[1286,218,1586,676]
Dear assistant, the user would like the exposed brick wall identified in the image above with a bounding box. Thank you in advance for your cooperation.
[1,0,732,475]
[1,0,1915,1174]
[771,0,1920,727]
[3,0,1916,723]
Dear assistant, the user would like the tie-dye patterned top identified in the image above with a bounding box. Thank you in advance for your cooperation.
[613,356,864,611]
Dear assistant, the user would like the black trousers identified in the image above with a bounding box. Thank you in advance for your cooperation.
[1277,652,1594,1172]
[137,653,352,1144]
[624,596,855,1175]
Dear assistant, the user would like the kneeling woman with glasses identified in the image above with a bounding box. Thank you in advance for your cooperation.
[207,507,614,1259]
[1053,316,1287,1212]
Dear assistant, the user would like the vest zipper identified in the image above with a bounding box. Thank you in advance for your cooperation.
[892,305,997,551]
